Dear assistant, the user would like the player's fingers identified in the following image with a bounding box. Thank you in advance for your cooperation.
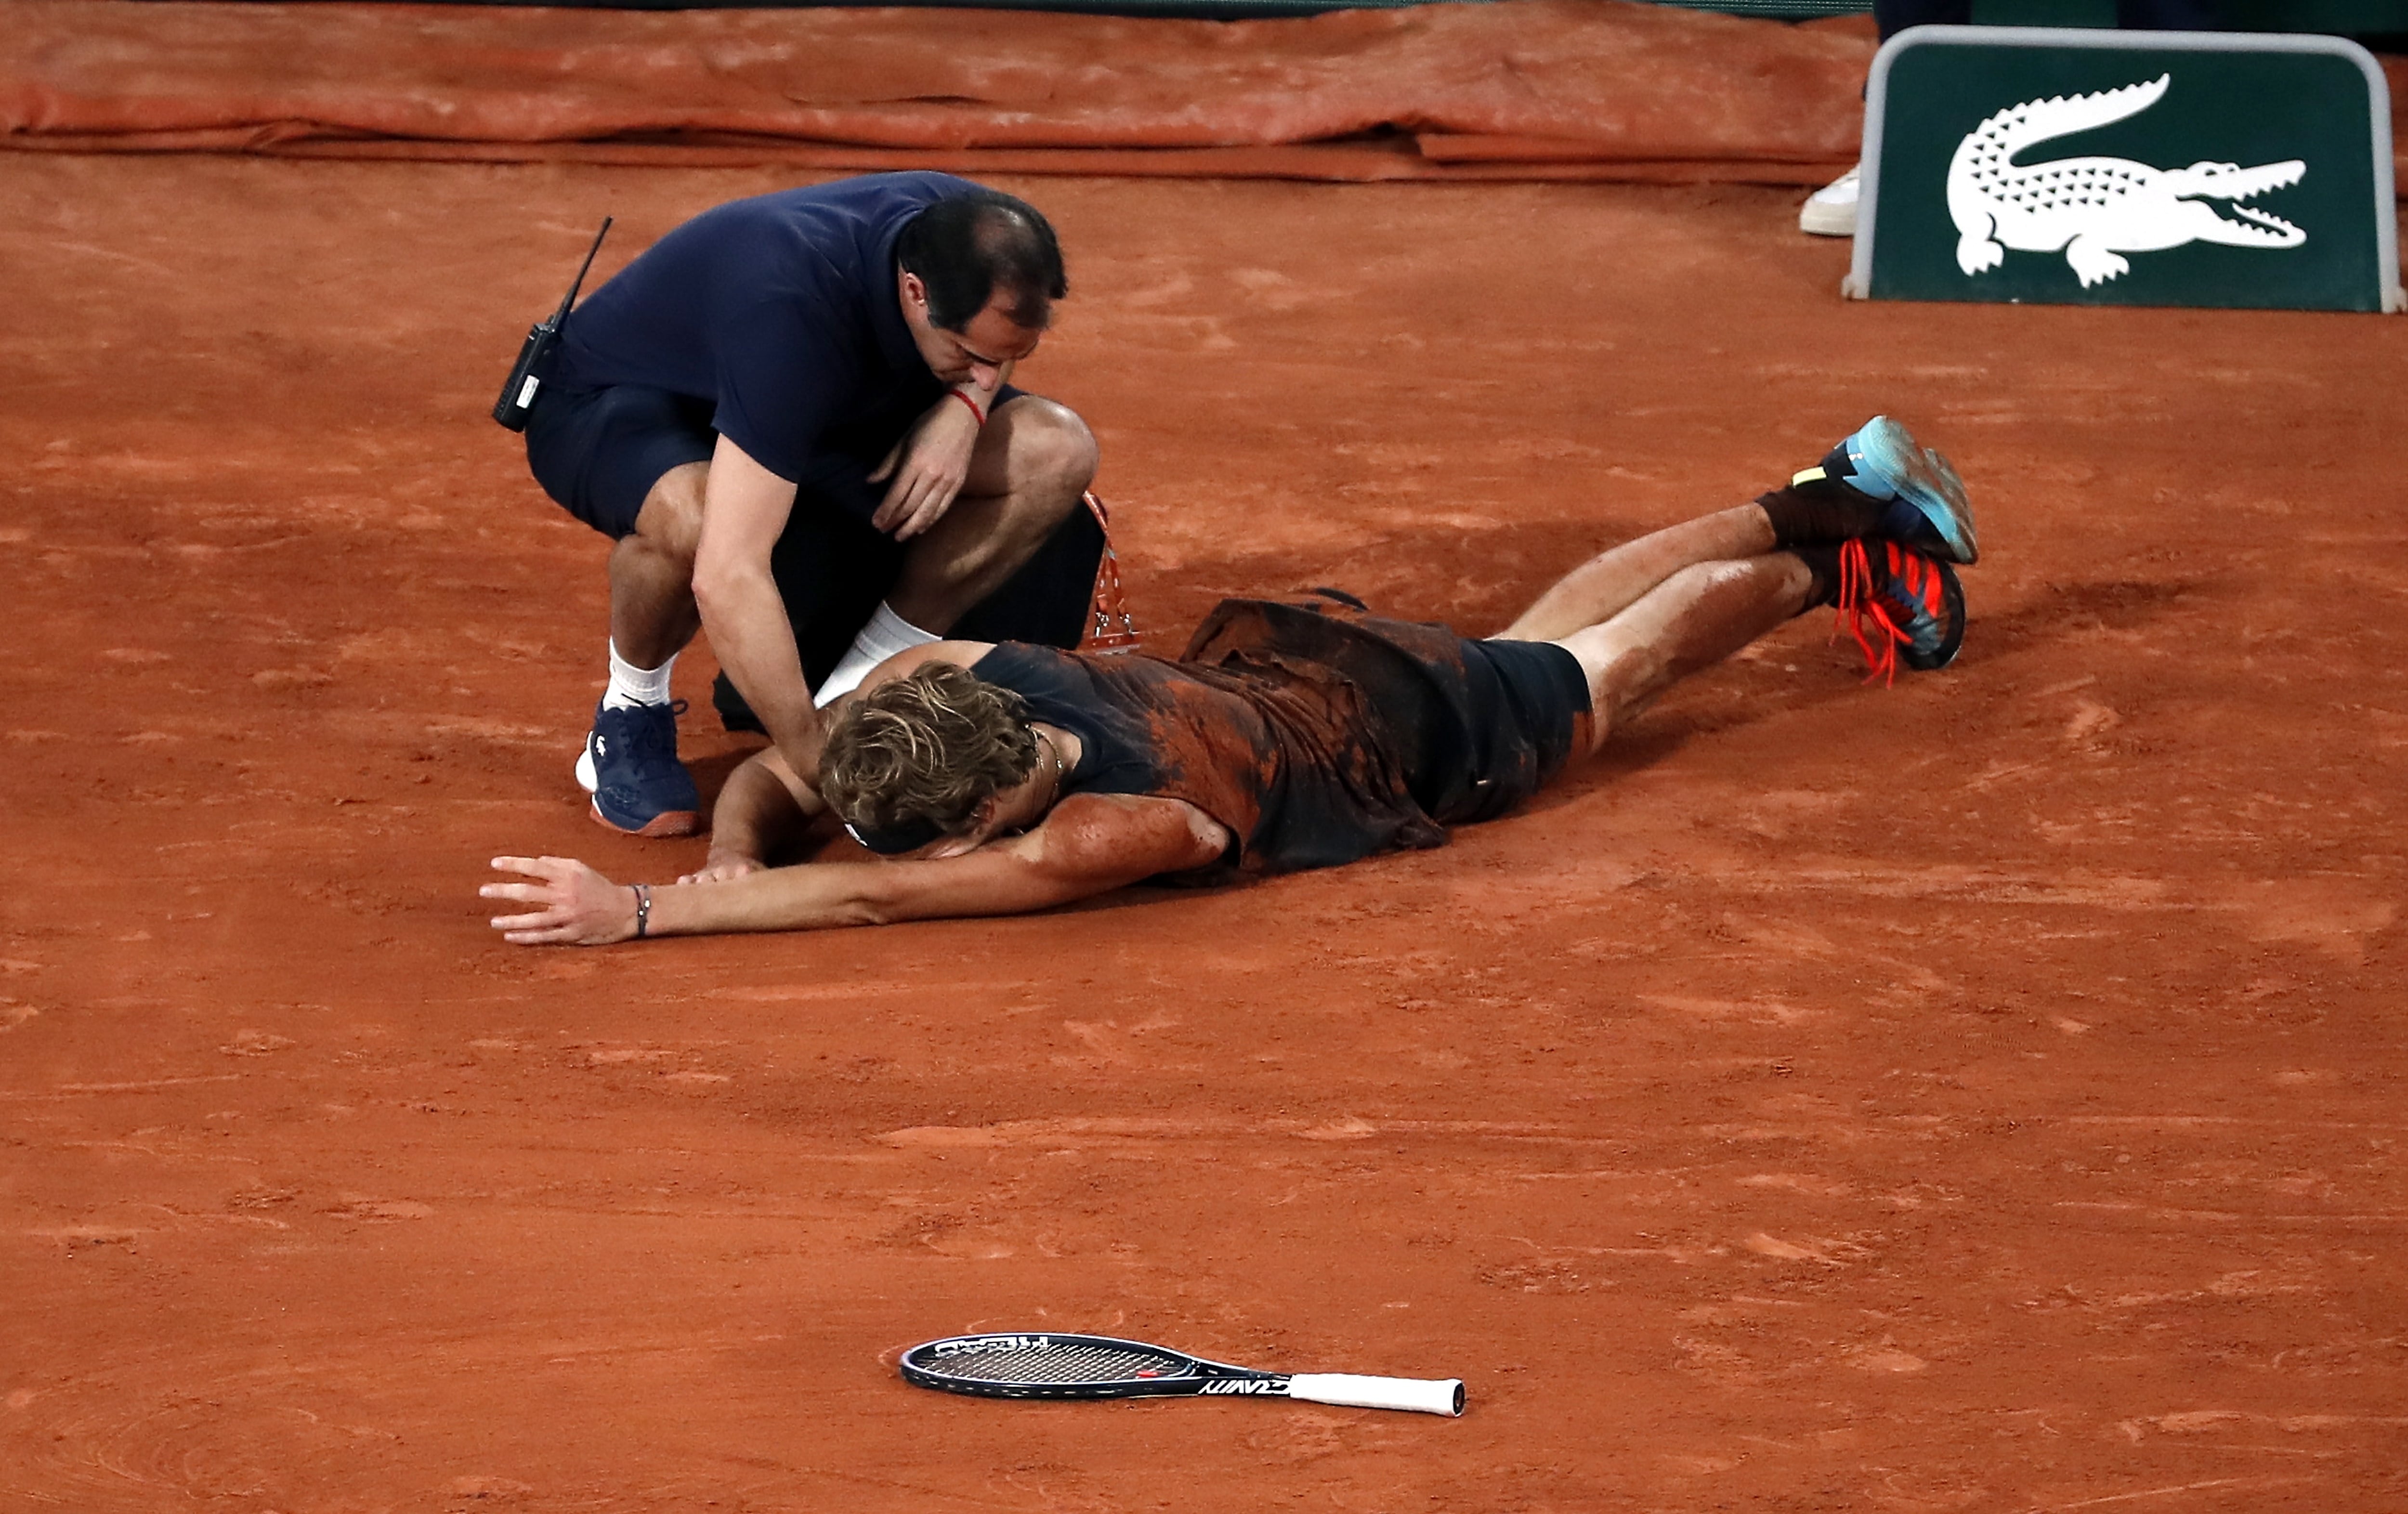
[488,909,563,931]
[479,882,554,903]
[494,854,581,883]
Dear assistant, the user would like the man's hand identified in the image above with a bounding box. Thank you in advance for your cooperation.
[868,390,982,540]
[679,848,766,886]
[483,856,640,946]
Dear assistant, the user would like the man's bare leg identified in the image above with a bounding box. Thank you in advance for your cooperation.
[1498,504,1776,643]
[887,396,1098,632]
[810,396,1098,706]
[579,460,711,834]
[609,461,707,667]
[1552,554,1812,756]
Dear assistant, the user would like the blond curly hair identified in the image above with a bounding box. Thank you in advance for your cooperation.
[822,663,1039,843]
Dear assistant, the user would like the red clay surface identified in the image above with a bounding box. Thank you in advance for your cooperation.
[4,155,2406,1512]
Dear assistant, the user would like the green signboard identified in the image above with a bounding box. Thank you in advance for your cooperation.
[1848,28,2403,313]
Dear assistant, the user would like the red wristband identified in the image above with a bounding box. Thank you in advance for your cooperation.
[947,389,987,427]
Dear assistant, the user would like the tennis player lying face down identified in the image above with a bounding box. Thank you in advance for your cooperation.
[482,424,1978,946]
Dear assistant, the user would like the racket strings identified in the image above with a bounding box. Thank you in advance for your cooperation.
[929,1340,1188,1385]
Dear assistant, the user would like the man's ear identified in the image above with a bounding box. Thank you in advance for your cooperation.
[898,269,928,312]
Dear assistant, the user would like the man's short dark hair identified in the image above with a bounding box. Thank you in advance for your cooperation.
[895,189,1068,333]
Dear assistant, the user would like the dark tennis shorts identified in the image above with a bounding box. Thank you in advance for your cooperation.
[521,379,1098,732]
[523,379,1029,539]
[1440,635,1593,823]
[1182,596,1594,828]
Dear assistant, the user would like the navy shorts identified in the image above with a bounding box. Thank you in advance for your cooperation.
[520,379,1096,733]
[523,379,1029,539]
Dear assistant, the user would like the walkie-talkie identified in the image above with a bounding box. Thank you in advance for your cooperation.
[492,217,613,432]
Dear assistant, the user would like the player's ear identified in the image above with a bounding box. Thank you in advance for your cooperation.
[926,800,999,859]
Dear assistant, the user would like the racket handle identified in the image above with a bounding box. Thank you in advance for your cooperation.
[1285,1373,1465,1417]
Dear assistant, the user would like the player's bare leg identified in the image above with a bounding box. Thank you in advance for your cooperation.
[1553,554,1811,754]
[886,396,1098,632]
[1498,505,1776,642]
[1500,416,1977,646]
[1544,526,1966,760]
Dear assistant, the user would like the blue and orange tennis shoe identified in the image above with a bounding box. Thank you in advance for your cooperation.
[1813,416,1979,566]
[576,699,700,837]
[1834,538,1965,683]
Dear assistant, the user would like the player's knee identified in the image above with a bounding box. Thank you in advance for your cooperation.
[1662,560,1749,598]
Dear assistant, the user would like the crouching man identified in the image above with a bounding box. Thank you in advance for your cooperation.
[523,172,1107,835]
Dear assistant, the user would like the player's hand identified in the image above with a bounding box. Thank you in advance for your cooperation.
[868,394,980,540]
[679,849,764,886]
[482,856,639,946]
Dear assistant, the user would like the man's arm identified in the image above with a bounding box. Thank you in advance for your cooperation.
[690,432,825,780]
[869,366,1012,541]
[485,792,1231,945]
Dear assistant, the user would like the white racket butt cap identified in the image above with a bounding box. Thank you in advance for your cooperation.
[1284,1373,1465,1416]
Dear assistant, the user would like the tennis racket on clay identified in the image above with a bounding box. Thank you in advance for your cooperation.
[899,1332,1465,1416]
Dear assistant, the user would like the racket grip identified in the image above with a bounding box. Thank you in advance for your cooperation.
[1285,1373,1465,1416]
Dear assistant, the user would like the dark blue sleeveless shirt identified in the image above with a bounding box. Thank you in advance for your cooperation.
[970,599,1589,876]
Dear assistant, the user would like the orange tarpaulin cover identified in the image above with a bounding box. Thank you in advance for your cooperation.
[4,0,2400,188]
[0,0,1877,182]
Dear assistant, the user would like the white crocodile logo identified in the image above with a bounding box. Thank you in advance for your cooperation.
[1948,74,2305,288]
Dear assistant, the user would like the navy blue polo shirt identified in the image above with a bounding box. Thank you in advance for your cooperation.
[552,172,975,484]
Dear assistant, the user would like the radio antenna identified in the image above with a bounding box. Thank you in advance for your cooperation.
[552,217,614,326]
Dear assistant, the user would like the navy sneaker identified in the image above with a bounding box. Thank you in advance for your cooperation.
[582,700,699,837]
[1835,539,1965,683]
[1818,416,1979,566]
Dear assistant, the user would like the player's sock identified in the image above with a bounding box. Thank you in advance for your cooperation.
[1755,477,1888,550]
[814,601,938,707]
[602,640,676,710]
[1790,545,1843,612]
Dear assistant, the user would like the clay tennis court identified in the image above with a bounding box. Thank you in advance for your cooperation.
[6,2,2406,1508]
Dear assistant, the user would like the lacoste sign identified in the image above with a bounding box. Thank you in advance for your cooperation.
[1950,75,2306,287]
[1848,28,2402,313]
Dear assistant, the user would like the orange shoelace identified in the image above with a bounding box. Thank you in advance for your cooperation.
[1080,491,1142,653]
[1831,538,1929,687]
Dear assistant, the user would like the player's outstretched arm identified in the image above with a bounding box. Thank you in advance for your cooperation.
[483,792,1229,946]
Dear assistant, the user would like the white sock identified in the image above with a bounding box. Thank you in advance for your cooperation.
[602,640,676,710]
[813,601,938,707]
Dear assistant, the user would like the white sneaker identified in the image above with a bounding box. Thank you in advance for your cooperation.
[574,741,598,793]
[1800,165,1860,238]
